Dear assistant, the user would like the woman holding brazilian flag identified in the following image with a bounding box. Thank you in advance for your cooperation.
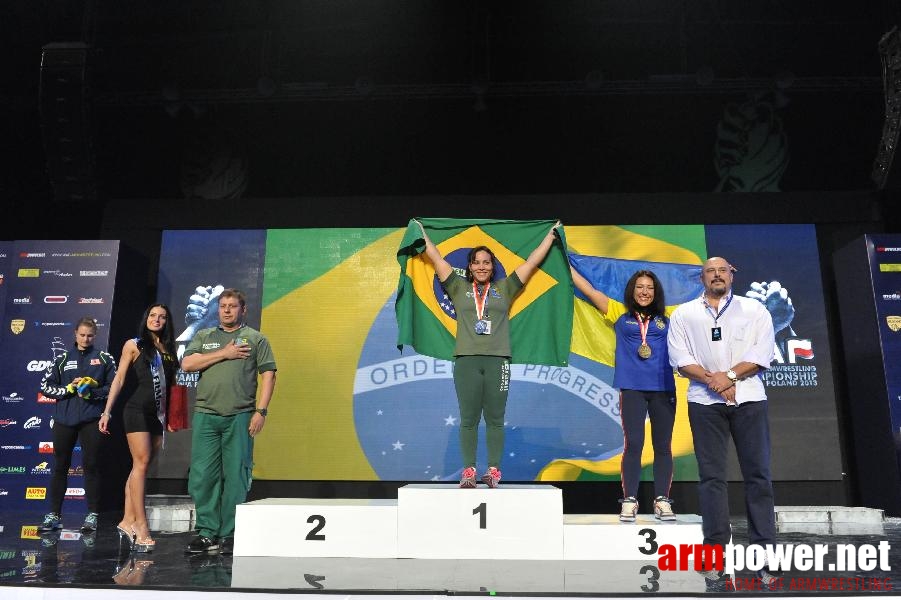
[398,218,565,488]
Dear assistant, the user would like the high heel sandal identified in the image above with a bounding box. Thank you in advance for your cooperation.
[116,525,136,551]
[112,557,135,584]
[132,527,155,553]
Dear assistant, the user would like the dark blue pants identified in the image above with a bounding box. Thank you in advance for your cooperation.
[688,400,776,547]
[620,389,676,498]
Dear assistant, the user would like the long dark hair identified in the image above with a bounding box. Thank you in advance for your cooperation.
[136,303,176,362]
[623,270,666,317]
[465,246,498,283]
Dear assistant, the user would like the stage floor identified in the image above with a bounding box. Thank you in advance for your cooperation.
[1,510,899,596]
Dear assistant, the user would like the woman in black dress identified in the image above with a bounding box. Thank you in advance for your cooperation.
[99,304,177,552]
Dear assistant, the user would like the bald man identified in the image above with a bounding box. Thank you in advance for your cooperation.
[667,257,777,584]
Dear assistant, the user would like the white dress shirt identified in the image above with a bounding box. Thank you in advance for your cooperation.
[667,292,775,405]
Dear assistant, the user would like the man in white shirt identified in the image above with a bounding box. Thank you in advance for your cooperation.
[667,257,776,582]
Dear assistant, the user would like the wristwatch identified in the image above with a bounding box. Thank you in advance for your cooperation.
[255,408,268,417]
[726,369,739,383]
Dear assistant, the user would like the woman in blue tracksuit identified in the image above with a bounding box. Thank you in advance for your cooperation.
[571,267,677,522]
[38,317,116,533]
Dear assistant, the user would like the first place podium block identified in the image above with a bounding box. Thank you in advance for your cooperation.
[397,483,563,560]
[234,498,398,558]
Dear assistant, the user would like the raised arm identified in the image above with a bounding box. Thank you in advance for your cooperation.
[514,221,561,285]
[414,220,454,282]
[570,265,610,315]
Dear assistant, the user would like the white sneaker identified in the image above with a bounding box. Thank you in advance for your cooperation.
[654,496,676,521]
[619,497,638,522]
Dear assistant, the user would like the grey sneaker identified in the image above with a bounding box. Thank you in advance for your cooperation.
[619,497,638,522]
[459,466,477,488]
[654,497,676,521]
[480,467,502,488]
[38,512,62,532]
[81,512,99,532]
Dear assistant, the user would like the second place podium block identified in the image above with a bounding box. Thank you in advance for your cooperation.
[234,498,399,558]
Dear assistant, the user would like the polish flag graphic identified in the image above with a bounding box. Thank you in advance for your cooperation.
[788,339,814,361]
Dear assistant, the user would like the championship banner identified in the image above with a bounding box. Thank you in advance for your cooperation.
[0,241,119,511]
[155,225,842,483]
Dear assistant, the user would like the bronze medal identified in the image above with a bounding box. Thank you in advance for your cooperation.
[638,343,652,359]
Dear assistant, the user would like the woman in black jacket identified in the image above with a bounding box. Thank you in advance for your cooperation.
[37,317,116,533]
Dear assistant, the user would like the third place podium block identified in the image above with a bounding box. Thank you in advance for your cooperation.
[397,483,564,560]
[563,513,704,561]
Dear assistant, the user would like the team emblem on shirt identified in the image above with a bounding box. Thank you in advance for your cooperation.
[654,317,666,330]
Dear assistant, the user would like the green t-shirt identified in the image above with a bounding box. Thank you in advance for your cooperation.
[184,325,277,416]
[442,272,523,358]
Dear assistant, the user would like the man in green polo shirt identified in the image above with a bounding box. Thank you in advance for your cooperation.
[181,288,277,554]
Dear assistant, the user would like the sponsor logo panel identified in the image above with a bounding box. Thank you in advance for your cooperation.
[25,487,46,500]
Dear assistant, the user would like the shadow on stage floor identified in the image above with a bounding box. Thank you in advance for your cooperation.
[0,509,899,597]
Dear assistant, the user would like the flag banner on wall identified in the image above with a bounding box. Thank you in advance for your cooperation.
[154,224,841,484]
[395,218,573,366]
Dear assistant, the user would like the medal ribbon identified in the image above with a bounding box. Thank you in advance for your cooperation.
[636,313,650,348]
[473,282,490,321]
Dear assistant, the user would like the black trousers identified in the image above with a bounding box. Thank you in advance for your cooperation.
[49,420,102,514]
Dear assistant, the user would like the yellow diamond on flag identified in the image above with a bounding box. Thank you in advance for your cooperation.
[405,225,559,337]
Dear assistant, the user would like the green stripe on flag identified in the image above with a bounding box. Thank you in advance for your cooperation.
[395,218,573,366]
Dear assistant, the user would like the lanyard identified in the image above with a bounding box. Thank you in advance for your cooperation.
[704,293,733,326]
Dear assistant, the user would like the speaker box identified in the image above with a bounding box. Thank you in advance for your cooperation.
[39,42,96,202]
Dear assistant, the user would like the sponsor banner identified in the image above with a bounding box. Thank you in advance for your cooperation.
[870,235,901,447]
[0,240,118,511]
[20,526,39,540]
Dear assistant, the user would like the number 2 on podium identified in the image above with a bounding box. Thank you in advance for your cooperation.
[473,502,487,529]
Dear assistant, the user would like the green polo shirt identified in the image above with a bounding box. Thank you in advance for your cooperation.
[184,325,277,416]
[442,272,523,358]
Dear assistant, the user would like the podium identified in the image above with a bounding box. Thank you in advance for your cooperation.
[397,484,563,559]
[563,513,703,560]
[233,485,703,563]
[234,498,398,558]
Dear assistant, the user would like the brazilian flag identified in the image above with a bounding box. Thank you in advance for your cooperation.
[395,218,573,366]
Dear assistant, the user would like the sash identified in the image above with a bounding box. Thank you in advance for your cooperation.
[137,338,168,440]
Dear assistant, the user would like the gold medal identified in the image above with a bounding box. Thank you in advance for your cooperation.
[638,343,652,359]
